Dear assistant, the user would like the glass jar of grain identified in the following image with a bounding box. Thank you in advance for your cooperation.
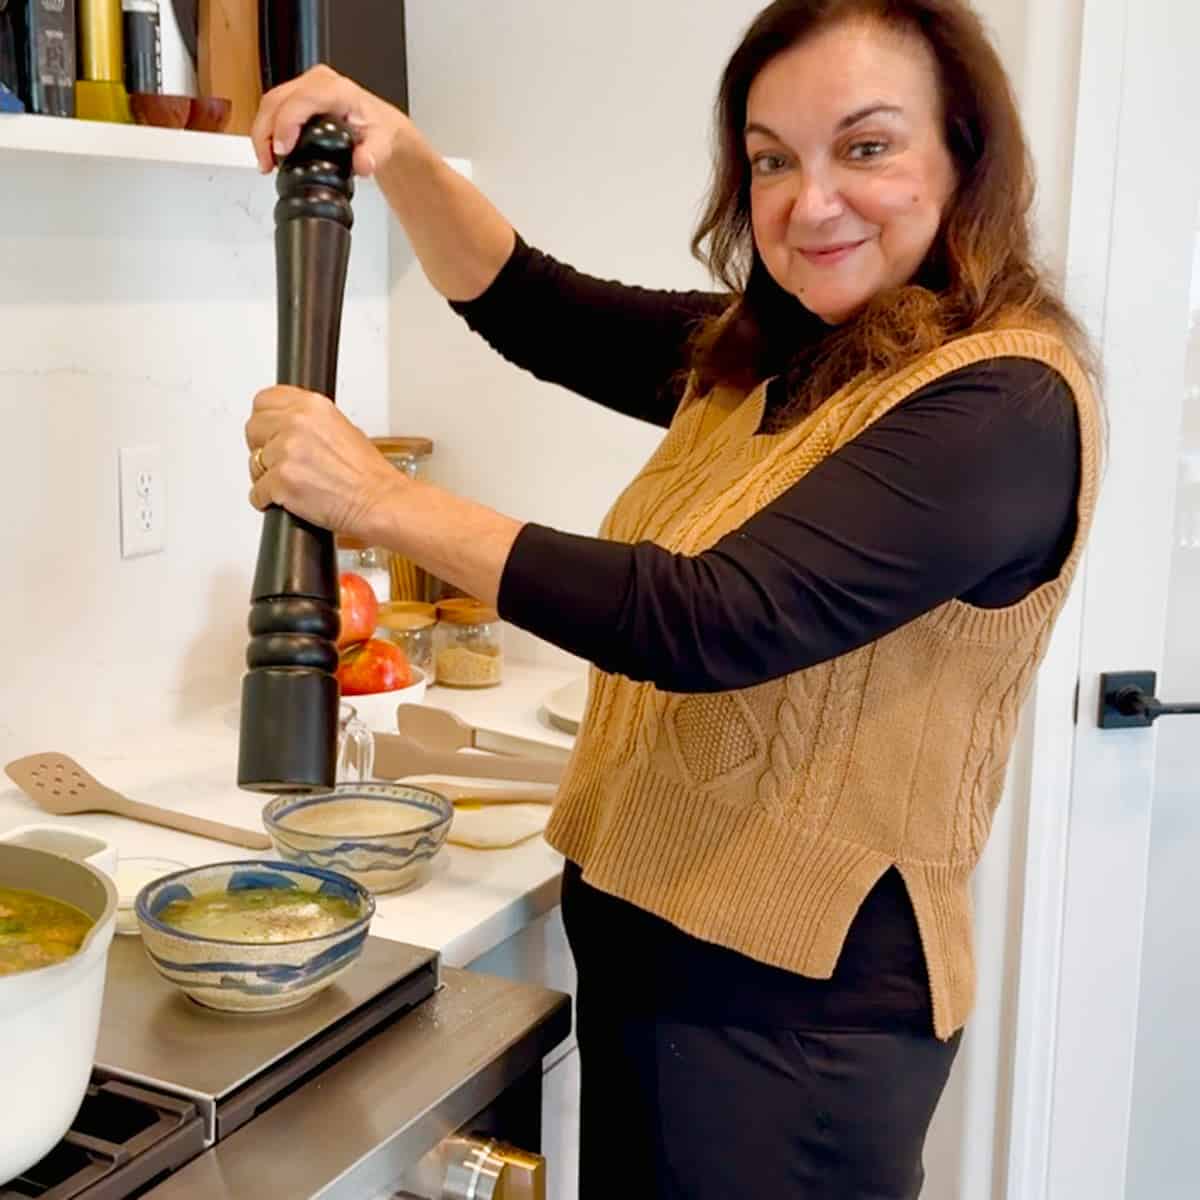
[434,599,504,688]
[377,601,437,678]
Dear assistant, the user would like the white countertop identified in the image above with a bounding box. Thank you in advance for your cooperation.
[0,662,583,969]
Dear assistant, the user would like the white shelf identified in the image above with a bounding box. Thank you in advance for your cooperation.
[0,112,472,177]
[0,112,258,169]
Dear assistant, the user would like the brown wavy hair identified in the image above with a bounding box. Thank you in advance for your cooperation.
[690,0,1094,427]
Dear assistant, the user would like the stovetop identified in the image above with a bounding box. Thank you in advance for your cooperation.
[95,935,439,1143]
[1,1079,204,1200]
[5,935,441,1200]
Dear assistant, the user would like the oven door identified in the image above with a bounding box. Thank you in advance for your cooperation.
[138,967,571,1200]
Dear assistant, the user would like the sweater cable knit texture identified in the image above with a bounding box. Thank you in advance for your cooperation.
[545,326,1102,1038]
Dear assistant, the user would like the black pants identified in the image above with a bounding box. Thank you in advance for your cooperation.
[562,863,962,1199]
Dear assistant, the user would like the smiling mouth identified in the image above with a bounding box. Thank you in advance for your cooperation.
[799,240,868,265]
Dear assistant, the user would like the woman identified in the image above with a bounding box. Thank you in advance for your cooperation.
[246,1,1101,1195]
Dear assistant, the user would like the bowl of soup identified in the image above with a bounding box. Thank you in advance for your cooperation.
[0,843,118,1185]
[134,860,375,1013]
[262,782,453,895]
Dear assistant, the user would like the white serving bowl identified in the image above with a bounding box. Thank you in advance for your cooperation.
[341,666,427,732]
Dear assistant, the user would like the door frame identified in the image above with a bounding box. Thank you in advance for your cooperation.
[1004,0,1200,1195]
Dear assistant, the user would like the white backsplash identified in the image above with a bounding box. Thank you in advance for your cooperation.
[0,158,391,763]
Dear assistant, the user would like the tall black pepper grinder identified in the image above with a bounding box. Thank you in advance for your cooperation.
[237,116,355,794]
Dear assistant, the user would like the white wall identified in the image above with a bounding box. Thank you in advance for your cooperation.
[0,160,391,764]
[392,1,767,668]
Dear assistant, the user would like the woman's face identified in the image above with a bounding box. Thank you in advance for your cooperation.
[745,20,958,324]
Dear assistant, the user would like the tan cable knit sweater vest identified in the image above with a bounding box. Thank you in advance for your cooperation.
[545,326,1102,1039]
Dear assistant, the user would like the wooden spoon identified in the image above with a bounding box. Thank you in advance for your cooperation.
[4,753,272,851]
[405,778,557,807]
[395,705,572,763]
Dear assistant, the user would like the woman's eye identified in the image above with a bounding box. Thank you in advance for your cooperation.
[750,152,788,176]
[847,140,889,161]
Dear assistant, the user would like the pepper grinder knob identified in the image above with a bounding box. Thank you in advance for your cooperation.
[237,116,356,794]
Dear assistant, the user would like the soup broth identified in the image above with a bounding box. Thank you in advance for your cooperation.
[158,888,359,943]
[0,887,93,976]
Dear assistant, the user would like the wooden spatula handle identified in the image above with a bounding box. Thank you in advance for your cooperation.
[112,797,272,850]
[374,735,564,785]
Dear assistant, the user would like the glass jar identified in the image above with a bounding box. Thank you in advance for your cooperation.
[371,436,436,603]
[336,535,391,607]
[376,601,436,678]
[434,599,504,688]
[337,702,375,782]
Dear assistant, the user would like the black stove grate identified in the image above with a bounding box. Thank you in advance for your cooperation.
[1,1079,205,1200]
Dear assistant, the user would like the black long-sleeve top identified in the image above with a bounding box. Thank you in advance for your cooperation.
[451,238,1081,1031]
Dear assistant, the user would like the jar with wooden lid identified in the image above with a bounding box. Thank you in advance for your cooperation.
[434,599,504,688]
[377,601,437,677]
[371,437,435,604]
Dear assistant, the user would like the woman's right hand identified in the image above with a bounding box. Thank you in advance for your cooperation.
[252,65,515,303]
[250,65,422,178]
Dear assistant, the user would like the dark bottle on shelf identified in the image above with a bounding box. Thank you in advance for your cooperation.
[258,1,409,114]
[13,0,76,116]
[258,0,327,92]
[123,0,162,94]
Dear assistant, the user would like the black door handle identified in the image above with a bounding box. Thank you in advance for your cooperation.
[1098,671,1200,728]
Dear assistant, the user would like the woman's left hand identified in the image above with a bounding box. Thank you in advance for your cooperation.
[245,386,401,541]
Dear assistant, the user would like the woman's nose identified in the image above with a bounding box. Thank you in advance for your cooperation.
[787,172,845,227]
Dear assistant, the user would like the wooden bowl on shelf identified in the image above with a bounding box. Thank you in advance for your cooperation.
[129,93,192,129]
[187,96,232,133]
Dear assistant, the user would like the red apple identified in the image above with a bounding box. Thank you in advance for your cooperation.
[337,572,379,650]
[337,638,413,695]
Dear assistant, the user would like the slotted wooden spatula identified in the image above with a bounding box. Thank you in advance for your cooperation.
[4,753,272,851]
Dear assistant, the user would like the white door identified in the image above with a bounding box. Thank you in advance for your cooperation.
[1005,0,1200,1196]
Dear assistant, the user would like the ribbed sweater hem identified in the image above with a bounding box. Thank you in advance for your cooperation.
[545,759,976,1040]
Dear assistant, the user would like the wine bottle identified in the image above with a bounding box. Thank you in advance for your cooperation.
[258,0,327,93]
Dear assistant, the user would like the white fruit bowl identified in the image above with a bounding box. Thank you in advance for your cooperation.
[340,667,427,732]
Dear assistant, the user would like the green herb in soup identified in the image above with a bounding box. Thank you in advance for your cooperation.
[157,888,359,943]
[0,887,93,976]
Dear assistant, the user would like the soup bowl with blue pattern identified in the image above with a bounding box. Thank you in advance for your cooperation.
[135,861,375,1013]
[262,782,453,895]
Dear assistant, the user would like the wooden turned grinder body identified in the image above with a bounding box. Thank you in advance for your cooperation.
[238,118,356,793]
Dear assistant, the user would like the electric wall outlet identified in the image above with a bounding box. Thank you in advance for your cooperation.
[119,445,166,558]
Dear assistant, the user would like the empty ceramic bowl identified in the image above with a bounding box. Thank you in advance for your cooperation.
[262,782,453,895]
[129,92,192,129]
[187,96,232,133]
[135,860,374,1012]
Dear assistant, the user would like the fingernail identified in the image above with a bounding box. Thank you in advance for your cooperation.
[273,138,288,158]
[362,151,377,174]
